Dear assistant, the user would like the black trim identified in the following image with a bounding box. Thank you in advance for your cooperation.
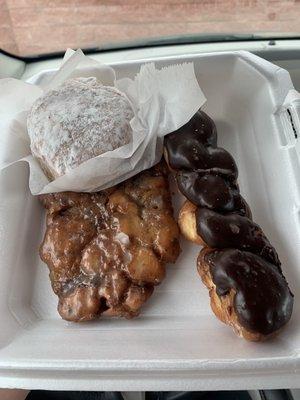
[254,48,300,61]
[2,34,300,63]
[146,392,252,400]
[0,47,26,61]
[260,390,294,400]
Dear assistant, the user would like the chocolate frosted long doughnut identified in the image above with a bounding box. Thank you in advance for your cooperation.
[165,110,293,340]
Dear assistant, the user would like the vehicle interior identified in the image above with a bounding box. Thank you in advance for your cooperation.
[0,1,300,399]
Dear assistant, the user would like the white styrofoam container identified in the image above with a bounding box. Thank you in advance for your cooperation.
[0,50,300,391]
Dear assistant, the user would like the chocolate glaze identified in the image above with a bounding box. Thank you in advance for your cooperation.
[166,138,237,179]
[203,249,293,335]
[177,172,248,215]
[165,110,281,267]
[166,110,217,149]
[196,208,280,266]
[165,110,294,335]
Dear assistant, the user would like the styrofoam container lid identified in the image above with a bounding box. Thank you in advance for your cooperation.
[0,50,299,391]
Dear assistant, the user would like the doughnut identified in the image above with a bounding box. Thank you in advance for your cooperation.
[198,247,293,341]
[164,110,294,340]
[39,162,181,322]
[27,77,134,180]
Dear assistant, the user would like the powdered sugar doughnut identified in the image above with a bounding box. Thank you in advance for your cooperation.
[27,77,134,180]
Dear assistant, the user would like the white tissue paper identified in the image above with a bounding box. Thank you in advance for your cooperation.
[0,48,206,194]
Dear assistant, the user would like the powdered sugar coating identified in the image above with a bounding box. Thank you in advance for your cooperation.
[27,77,134,179]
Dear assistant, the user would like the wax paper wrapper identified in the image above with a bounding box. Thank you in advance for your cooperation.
[0,49,206,194]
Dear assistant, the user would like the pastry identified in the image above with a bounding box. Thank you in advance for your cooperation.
[27,77,134,180]
[39,162,180,322]
[164,110,294,340]
[198,247,293,341]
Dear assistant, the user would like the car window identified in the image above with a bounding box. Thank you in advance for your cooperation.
[1,0,300,56]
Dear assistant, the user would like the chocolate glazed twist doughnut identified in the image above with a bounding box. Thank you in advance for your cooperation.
[164,111,294,341]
